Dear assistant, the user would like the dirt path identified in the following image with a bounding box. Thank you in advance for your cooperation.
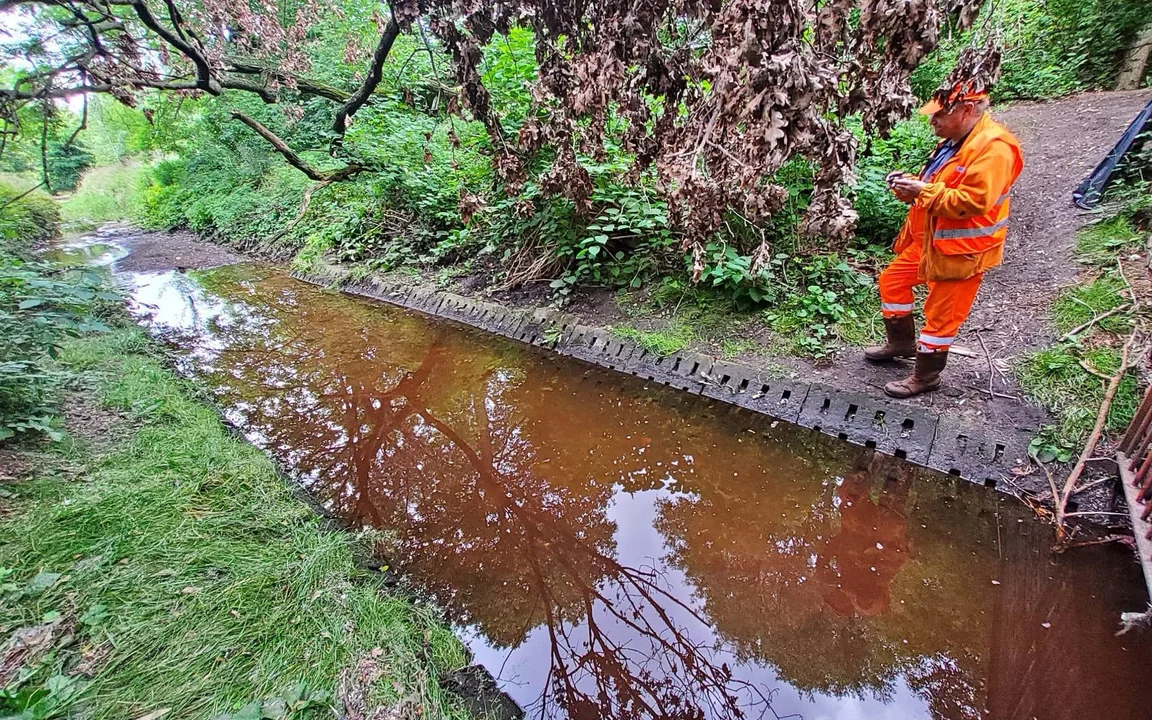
[760,89,1152,430]
[967,89,1152,356]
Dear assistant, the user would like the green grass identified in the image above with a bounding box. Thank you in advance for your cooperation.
[1051,276,1129,335]
[0,329,469,719]
[1075,214,1143,264]
[1016,190,1150,450]
[1015,345,1140,442]
[612,323,695,357]
[59,161,148,230]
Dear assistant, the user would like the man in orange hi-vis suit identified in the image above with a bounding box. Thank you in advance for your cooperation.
[864,78,1024,398]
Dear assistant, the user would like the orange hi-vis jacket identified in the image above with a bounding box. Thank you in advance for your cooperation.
[893,112,1024,282]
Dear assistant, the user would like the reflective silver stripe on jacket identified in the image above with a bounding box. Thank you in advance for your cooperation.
[933,217,1009,240]
[996,192,1010,205]
[882,302,914,313]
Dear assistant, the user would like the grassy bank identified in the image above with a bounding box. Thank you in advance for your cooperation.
[1016,193,1150,461]
[1,276,470,714]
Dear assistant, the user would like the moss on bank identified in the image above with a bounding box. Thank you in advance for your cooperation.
[0,328,470,718]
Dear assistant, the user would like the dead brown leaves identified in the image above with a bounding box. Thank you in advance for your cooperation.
[422,0,991,270]
[0,618,68,687]
[337,648,422,720]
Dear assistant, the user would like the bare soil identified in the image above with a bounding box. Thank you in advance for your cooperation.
[61,392,129,451]
[103,224,243,273]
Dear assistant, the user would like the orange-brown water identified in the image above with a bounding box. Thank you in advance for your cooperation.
[123,263,1151,720]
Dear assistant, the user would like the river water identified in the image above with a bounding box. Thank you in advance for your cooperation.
[58,235,1152,720]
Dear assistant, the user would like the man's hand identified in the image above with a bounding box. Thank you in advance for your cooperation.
[891,176,928,204]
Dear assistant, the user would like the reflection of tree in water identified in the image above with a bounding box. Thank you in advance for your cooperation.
[656,454,989,720]
[180,271,792,720]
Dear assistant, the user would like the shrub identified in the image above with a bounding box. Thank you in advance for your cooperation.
[46,138,95,192]
[0,182,62,251]
[914,0,1151,103]
[0,194,119,440]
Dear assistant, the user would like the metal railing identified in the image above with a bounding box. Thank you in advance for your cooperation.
[1116,385,1152,599]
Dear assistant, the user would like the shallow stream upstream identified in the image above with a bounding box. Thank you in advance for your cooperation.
[55,232,1152,720]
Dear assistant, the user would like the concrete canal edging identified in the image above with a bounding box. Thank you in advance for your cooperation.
[292,267,1037,489]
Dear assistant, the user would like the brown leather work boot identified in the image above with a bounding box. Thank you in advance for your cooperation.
[885,351,948,398]
[864,315,917,362]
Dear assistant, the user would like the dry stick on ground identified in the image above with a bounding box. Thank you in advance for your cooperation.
[1062,259,1142,342]
[975,331,995,396]
[1055,330,1139,538]
[1062,303,1132,341]
[968,386,1020,400]
[1040,458,1060,506]
[1079,358,1113,381]
[1116,256,1135,302]
[1070,476,1118,497]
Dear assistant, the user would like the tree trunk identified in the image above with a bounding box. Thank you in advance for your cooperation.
[1117,21,1152,91]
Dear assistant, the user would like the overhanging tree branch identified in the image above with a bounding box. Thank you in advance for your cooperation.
[332,15,401,136]
[229,110,363,182]
[129,0,216,92]
[225,60,351,103]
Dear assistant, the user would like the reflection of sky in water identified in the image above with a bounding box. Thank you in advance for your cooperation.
[43,240,128,267]
[80,235,1149,720]
[468,489,934,720]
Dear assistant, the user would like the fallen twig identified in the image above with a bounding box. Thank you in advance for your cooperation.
[975,331,995,396]
[1059,534,1134,550]
[1069,476,1116,497]
[1116,257,1135,303]
[967,386,1019,400]
[1040,459,1059,504]
[1079,359,1113,381]
[1055,330,1138,536]
[1062,303,1132,341]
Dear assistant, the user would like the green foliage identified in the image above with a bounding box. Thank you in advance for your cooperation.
[1051,276,1129,334]
[0,328,471,718]
[1019,192,1149,447]
[45,139,94,192]
[0,255,119,441]
[550,182,677,298]
[0,186,120,440]
[60,161,149,229]
[914,0,1151,102]
[852,118,938,246]
[0,183,61,249]
[1028,426,1078,464]
[1076,213,1144,263]
[1016,345,1139,441]
[762,255,880,358]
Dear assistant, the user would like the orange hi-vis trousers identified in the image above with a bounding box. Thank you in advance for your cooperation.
[878,241,983,353]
